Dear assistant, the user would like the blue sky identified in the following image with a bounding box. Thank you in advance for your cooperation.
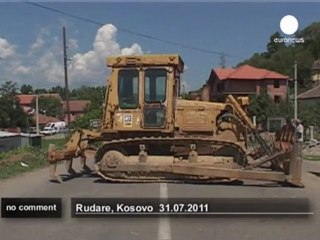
[0,2,320,90]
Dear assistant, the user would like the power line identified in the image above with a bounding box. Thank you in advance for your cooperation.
[25,1,243,59]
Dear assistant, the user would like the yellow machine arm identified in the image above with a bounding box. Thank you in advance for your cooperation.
[226,95,273,156]
[47,129,101,182]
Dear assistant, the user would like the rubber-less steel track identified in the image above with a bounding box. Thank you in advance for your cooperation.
[94,136,247,182]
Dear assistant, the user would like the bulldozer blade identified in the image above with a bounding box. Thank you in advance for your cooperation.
[80,156,91,172]
[49,162,63,183]
[66,158,77,175]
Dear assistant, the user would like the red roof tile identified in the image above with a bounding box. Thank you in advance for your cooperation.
[32,114,60,125]
[17,94,35,105]
[63,100,91,113]
[17,93,63,105]
[214,65,289,80]
[213,68,234,80]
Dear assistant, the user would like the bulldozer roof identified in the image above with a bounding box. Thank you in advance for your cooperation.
[106,54,184,72]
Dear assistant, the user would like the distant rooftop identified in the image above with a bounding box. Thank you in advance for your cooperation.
[63,100,91,112]
[213,65,289,80]
[297,85,320,100]
[17,93,63,105]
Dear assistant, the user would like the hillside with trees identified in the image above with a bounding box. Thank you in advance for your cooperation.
[240,22,320,127]
[239,22,320,89]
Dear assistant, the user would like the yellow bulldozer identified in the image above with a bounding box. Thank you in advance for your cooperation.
[48,54,303,187]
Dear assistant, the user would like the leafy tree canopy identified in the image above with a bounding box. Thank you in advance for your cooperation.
[34,88,48,94]
[20,84,33,94]
[0,81,29,128]
[31,96,62,119]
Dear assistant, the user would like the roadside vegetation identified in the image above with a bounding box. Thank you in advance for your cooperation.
[0,138,67,179]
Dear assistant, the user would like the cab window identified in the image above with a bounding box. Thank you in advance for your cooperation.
[144,69,167,103]
[118,69,139,109]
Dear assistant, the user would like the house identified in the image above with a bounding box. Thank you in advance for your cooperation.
[63,100,91,123]
[311,59,320,87]
[17,93,63,108]
[297,85,320,101]
[17,93,63,116]
[188,84,210,100]
[188,89,202,100]
[17,93,64,126]
[204,65,289,102]
[17,94,36,108]
[33,114,60,127]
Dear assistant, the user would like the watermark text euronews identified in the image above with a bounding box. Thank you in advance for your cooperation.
[274,37,304,44]
[274,15,304,44]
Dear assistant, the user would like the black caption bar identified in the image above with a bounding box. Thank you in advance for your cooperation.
[1,198,62,218]
[71,198,311,217]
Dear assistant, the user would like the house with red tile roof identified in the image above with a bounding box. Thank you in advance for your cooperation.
[33,113,60,126]
[17,93,64,126]
[63,100,91,124]
[201,65,289,102]
[17,94,36,107]
[17,93,63,107]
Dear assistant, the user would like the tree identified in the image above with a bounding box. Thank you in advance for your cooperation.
[265,32,286,58]
[34,88,48,94]
[299,100,320,127]
[70,86,107,129]
[72,108,102,129]
[49,85,68,100]
[296,22,320,60]
[31,96,63,119]
[20,84,33,94]
[71,85,106,110]
[0,81,29,128]
[248,90,274,127]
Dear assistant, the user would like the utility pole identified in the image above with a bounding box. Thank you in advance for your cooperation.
[63,26,71,128]
[294,61,298,120]
[36,94,39,135]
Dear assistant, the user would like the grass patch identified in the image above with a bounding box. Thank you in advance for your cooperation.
[0,138,67,179]
[0,147,47,179]
[41,138,66,150]
[304,155,320,161]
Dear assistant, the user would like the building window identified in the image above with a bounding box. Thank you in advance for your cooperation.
[274,95,281,103]
[274,80,280,88]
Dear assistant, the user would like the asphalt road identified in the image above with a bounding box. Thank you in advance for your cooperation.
[1,154,320,240]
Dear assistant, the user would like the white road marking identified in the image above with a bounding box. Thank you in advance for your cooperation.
[158,183,171,240]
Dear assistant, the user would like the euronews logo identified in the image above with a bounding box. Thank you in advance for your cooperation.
[274,15,304,44]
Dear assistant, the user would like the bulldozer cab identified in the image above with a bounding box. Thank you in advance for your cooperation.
[104,54,184,134]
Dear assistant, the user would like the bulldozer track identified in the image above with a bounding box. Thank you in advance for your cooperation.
[94,136,247,181]
[96,167,243,184]
[95,136,246,162]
